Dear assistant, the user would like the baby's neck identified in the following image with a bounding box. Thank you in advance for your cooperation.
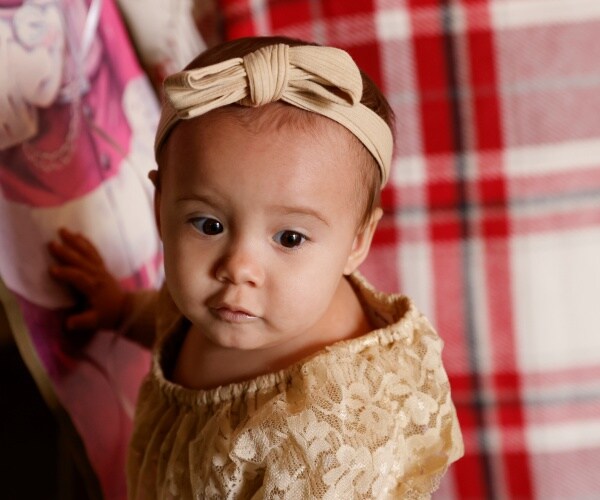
[171,277,371,390]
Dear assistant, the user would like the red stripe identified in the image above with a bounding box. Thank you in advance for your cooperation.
[219,0,259,38]
[408,4,478,496]
[322,0,375,17]
[451,384,490,499]
[407,0,473,372]
[512,206,600,234]
[465,3,534,498]
[346,41,384,87]
[524,364,600,387]
[412,36,455,154]
[510,166,600,198]
[269,0,312,31]
[527,400,600,425]
[452,445,490,498]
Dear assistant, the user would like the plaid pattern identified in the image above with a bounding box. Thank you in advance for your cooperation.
[208,0,600,498]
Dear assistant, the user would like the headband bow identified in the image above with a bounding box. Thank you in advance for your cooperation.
[155,44,393,185]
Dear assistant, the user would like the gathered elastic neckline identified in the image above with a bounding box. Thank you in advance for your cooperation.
[151,273,416,407]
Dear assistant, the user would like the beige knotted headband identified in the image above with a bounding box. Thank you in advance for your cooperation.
[155,43,393,186]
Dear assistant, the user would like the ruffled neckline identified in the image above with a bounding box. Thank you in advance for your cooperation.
[150,272,418,407]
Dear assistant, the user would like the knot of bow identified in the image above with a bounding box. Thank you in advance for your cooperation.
[164,44,361,116]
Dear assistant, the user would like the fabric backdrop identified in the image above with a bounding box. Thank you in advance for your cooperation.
[3,0,600,498]
[204,0,600,498]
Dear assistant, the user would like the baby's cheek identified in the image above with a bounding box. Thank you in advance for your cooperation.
[278,281,332,325]
[163,254,199,308]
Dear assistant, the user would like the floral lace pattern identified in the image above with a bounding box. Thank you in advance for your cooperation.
[128,274,463,499]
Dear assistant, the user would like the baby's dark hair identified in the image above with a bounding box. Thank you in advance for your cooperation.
[160,36,395,228]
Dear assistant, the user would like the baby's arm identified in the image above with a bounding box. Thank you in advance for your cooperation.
[48,228,158,348]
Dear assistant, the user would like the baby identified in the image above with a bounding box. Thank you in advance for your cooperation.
[50,36,463,499]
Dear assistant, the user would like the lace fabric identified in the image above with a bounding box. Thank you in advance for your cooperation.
[127,274,463,499]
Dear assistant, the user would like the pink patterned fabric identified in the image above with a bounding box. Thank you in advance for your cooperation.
[0,0,161,498]
[208,0,600,498]
[1,0,139,205]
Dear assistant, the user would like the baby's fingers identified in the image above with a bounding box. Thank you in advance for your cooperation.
[48,239,99,274]
[49,265,97,296]
[58,228,104,263]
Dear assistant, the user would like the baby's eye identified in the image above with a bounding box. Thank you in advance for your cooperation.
[191,217,224,235]
[274,230,306,249]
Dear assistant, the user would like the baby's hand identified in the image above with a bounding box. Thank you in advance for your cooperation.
[48,228,129,332]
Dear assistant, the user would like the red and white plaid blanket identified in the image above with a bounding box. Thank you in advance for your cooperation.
[208,0,600,498]
[3,1,599,497]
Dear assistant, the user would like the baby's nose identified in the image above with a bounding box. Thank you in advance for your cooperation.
[214,243,265,287]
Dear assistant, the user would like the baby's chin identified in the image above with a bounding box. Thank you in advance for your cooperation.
[193,320,278,351]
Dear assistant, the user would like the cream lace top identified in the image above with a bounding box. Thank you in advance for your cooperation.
[127,275,463,499]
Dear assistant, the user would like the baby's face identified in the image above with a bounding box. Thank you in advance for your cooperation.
[156,107,375,351]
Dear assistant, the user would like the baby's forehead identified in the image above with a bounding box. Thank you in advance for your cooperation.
[163,104,367,182]
[162,103,365,170]
[211,103,359,144]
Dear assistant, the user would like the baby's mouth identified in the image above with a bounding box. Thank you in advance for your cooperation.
[210,304,258,323]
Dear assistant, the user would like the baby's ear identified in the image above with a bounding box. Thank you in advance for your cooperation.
[343,208,383,275]
[148,169,159,188]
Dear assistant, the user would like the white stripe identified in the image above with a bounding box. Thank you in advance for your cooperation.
[375,1,600,39]
[250,0,271,34]
[469,237,495,375]
[395,140,600,181]
[374,8,411,41]
[376,4,471,38]
[491,0,600,30]
[397,239,435,322]
[512,227,600,372]
[504,138,600,177]
[392,155,427,185]
[527,419,600,453]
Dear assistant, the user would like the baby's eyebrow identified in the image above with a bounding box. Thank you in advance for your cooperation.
[175,193,220,205]
[271,205,330,227]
